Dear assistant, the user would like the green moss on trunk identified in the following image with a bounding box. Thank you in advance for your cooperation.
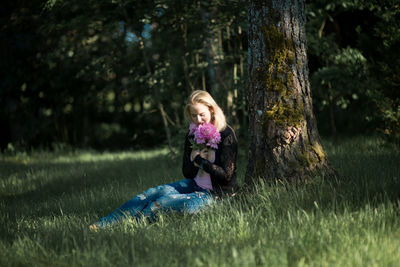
[258,22,303,131]
[262,102,304,129]
[261,24,295,96]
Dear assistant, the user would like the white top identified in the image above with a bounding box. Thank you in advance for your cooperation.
[194,150,215,191]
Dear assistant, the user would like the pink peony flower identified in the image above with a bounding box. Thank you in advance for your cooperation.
[189,123,197,135]
[189,123,221,150]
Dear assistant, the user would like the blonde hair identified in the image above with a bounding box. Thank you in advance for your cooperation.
[185,90,227,132]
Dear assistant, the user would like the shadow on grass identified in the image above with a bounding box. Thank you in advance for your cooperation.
[235,136,400,218]
[329,153,400,207]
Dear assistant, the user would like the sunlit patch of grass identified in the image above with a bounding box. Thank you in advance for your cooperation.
[0,168,65,195]
[0,148,174,198]
[0,148,169,164]
[51,149,169,164]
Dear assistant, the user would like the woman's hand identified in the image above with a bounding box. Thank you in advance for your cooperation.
[206,148,215,161]
[192,148,211,167]
[191,149,200,162]
[191,148,209,167]
[199,148,208,159]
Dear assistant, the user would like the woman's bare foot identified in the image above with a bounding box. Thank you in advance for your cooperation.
[89,224,98,232]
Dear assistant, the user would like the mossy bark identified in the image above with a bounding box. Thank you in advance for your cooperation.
[246,0,336,184]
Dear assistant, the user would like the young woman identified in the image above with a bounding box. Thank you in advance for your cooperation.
[89,90,238,230]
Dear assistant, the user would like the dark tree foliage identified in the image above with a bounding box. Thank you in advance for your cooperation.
[0,0,398,151]
[306,0,400,141]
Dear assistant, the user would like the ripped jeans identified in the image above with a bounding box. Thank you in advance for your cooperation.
[94,179,214,228]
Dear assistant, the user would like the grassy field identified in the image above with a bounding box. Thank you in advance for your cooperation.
[1,136,399,266]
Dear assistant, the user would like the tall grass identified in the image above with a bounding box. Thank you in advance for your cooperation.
[0,136,399,266]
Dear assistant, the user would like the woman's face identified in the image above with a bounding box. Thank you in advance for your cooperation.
[190,103,212,125]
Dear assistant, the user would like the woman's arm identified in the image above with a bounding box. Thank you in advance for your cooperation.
[194,128,237,183]
[182,133,200,179]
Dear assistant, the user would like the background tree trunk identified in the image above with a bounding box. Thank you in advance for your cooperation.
[246,0,335,184]
[201,1,220,96]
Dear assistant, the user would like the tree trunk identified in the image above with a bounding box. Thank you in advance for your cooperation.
[246,0,335,184]
[181,22,195,94]
[200,1,224,97]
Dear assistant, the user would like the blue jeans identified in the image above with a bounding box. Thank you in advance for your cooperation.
[94,179,214,228]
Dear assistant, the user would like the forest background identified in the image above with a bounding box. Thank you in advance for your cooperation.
[1,0,399,152]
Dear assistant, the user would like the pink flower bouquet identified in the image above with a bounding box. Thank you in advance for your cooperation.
[189,122,221,150]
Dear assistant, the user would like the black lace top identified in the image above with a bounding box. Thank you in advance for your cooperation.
[182,125,238,196]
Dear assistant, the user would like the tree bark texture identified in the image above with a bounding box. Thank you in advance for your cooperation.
[200,0,226,110]
[246,0,335,183]
[201,2,218,95]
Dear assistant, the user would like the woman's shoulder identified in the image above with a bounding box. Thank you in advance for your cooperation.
[221,124,235,134]
[221,125,237,141]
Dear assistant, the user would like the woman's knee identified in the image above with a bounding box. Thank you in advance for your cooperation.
[156,195,177,208]
[148,200,162,212]
[159,193,212,213]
